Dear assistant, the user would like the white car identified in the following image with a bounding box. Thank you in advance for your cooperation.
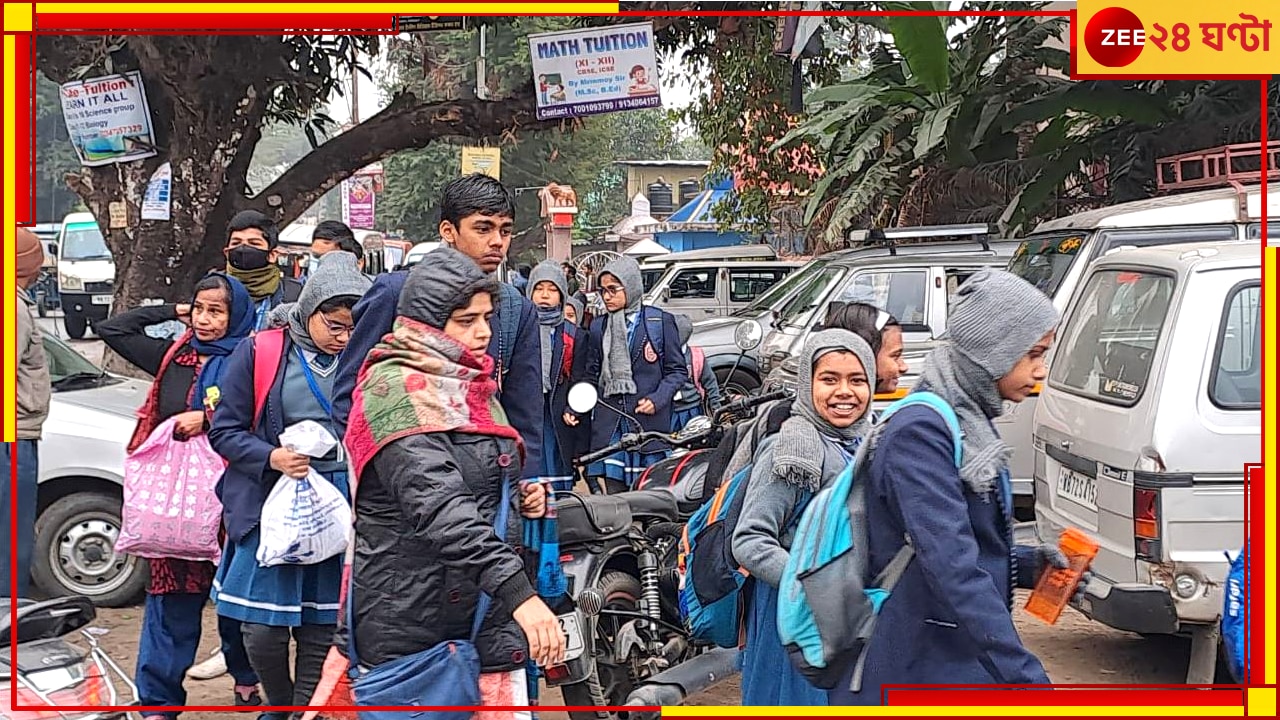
[33,332,149,606]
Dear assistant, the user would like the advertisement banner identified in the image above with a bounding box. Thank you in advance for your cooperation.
[1074,1,1279,76]
[461,146,501,179]
[59,71,158,166]
[342,175,376,230]
[528,21,662,120]
[141,162,172,221]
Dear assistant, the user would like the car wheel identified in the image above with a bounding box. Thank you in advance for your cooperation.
[32,492,148,607]
[714,367,759,401]
[63,311,87,340]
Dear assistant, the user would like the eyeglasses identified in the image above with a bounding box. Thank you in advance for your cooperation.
[319,317,355,338]
[600,285,626,297]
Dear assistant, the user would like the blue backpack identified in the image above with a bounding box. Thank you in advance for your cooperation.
[494,283,522,383]
[1222,544,1248,683]
[677,462,755,648]
[777,391,963,691]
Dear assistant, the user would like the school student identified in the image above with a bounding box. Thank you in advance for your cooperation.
[582,256,686,494]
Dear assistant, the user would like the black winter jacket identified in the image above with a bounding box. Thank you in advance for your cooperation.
[345,431,537,672]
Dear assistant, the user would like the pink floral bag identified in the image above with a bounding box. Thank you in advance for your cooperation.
[116,417,224,562]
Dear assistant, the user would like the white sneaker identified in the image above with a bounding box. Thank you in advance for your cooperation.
[186,650,228,680]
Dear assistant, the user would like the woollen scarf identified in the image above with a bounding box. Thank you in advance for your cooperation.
[226,264,281,301]
[599,258,643,397]
[537,307,563,394]
[910,344,1009,495]
[344,315,524,479]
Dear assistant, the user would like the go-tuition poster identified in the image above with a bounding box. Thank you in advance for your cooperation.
[59,71,158,166]
[528,21,662,120]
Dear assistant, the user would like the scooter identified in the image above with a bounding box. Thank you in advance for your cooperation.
[1,596,140,720]
[545,378,789,720]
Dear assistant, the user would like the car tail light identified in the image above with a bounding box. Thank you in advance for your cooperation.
[1133,487,1161,561]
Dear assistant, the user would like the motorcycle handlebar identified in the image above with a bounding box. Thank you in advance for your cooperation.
[715,388,790,420]
[574,389,793,467]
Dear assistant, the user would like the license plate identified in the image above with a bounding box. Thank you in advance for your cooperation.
[1057,466,1098,510]
[558,612,586,662]
[91,294,112,305]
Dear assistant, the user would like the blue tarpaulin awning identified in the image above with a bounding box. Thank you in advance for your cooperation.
[665,175,736,224]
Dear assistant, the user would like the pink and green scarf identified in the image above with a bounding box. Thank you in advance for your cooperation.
[345,315,524,479]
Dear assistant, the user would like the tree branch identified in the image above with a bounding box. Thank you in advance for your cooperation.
[251,86,558,225]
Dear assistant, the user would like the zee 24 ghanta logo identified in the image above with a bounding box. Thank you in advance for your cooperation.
[1084,6,1272,67]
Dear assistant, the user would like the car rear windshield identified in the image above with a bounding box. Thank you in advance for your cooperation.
[733,258,829,317]
[1007,234,1085,298]
[1050,268,1176,407]
[1210,283,1260,409]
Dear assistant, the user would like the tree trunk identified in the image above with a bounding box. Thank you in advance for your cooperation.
[37,34,555,368]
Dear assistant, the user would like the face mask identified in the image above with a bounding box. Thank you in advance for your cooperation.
[227,245,271,271]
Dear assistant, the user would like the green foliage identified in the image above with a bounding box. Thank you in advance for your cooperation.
[34,74,81,221]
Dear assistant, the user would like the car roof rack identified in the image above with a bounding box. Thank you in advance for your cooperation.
[1155,141,1280,194]
[847,223,992,255]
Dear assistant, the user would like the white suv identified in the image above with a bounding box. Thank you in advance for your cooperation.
[32,333,149,606]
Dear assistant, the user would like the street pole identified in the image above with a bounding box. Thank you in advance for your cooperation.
[476,24,489,100]
[351,43,359,124]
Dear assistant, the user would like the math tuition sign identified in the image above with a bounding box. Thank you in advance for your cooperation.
[59,71,157,167]
[528,21,662,120]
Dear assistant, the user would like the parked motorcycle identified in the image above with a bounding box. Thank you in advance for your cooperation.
[546,378,789,719]
[1,596,139,720]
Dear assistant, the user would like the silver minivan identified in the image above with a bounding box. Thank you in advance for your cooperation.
[1033,241,1258,683]
[1004,183,1274,516]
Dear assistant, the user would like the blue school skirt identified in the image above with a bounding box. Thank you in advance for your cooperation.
[740,580,828,707]
[586,426,668,490]
[670,406,702,434]
[541,405,574,493]
[211,470,349,627]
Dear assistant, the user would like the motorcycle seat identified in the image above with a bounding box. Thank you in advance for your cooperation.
[557,493,632,546]
[619,489,680,523]
[0,596,96,646]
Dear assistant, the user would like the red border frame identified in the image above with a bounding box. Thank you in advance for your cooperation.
[8,3,1268,716]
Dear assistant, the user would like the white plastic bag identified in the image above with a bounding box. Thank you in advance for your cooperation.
[256,468,351,567]
[279,420,339,459]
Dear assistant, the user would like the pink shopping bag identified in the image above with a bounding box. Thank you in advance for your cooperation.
[115,417,224,562]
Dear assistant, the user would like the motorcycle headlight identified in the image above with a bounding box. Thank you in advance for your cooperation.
[59,273,84,291]
[680,416,714,437]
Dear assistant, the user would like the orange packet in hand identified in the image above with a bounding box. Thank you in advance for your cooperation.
[1024,527,1099,625]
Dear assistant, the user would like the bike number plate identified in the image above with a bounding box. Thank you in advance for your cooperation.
[558,612,586,662]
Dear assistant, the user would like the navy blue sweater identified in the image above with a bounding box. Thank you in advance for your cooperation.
[832,404,1049,704]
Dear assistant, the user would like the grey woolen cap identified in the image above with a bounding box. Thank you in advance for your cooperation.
[399,246,498,329]
[945,268,1060,380]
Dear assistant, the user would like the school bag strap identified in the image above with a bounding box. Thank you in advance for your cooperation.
[690,346,706,402]
[251,328,286,431]
[495,283,522,380]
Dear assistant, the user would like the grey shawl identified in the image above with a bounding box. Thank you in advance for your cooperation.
[897,268,1060,494]
[598,256,644,397]
[528,260,569,394]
